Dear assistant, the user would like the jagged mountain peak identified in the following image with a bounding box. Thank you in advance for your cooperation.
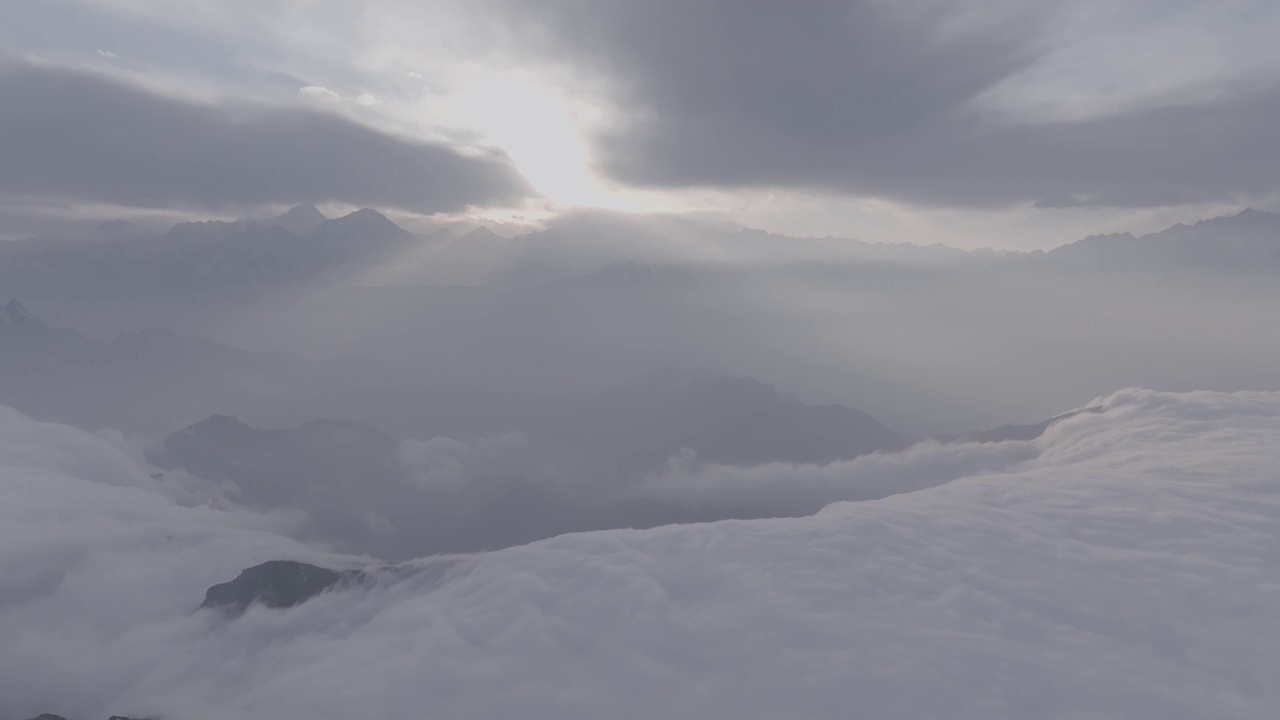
[185,414,253,435]
[316,208,410,242]
[200,560,356,616]
[331,207,392,226]
[269,203,328,236]
[283,202,324,217]
[1,299,41,328]
[1050,206,1280,263]
[1231,206,1267,218]
[1200,206,1279,231]
[459,225,506,243]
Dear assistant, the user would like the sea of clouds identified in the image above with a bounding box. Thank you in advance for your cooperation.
[2,388,1279,719]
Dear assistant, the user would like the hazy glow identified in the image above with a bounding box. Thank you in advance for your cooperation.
[442,70,600,208]
[4,0,1272,246]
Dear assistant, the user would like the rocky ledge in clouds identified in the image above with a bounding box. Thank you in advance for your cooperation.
[199,560,364,617]
[934,406,1105,444]
[28,715,151,720]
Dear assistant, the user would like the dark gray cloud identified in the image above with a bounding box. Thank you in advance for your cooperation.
[502,0,1280,208]
[0,60,531,214]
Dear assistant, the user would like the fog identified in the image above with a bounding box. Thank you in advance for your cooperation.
[4,2,1280,716]
[5,206,1278,444]
[4,390,1280,719]
[4,173,1280,720]
[3,204,1277,589]
[4,206,1279,564]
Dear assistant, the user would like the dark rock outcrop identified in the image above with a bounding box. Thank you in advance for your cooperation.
[24,707,152,712]
[200,560,358,616]
[936,406,1104,445]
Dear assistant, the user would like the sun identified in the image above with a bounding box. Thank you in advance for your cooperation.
[445,69,637,211]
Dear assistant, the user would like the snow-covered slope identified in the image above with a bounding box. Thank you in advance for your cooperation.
[2,388,1279,719]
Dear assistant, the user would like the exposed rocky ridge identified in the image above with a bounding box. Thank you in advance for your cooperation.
[935,406,1104,445]
[24,707,153,712]
[200,560,363,616]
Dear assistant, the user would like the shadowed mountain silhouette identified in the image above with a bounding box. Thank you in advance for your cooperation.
[200,560,358,616]
[0,207,416,306]
[261,203,328,236]
[92,219,139,238]
[0,302,290,433]
[148,415,445,558]
[2,299,40,328]
[149,415,399,508]
[315,207,410,245]
[1048,207,1280,270]
[24,707,152,712]
[935,407,1104,445]
[536,367,909,470]
[0,300,100,372]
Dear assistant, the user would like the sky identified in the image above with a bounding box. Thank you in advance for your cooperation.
[3,0,1280,248]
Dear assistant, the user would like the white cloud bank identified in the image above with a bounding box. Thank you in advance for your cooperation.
[2,389,1279,719]
[298,85,341,102]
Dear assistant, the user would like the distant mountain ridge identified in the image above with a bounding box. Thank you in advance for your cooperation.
[263,203,327,236]
[4,205,1277,307]
[0,206,415,302]
[1048,207,1280,269]
[0,301,273,369]
[315,206,411,244]
[0,300,100,373]
[2,299,44,328]
[536,367,910,470]
[148,368,911,560]
[149,413,399,508]
[0,301,290,434]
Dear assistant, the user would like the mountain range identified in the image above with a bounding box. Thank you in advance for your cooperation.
[0,205,414,308]
[0,301,290,434]
[4,204,1277,441]
[1048,207,1280,271]
[146,367,912,559]
[533,366,910,471]
[7,205,1278,304]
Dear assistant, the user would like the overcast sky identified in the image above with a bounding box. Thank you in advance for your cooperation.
[3,0,1279,248]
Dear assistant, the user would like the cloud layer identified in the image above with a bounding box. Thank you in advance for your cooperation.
[500,0,1280,208]
[0,59,531,215]
[5,0,1277,239]
[3,388,1280,718]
